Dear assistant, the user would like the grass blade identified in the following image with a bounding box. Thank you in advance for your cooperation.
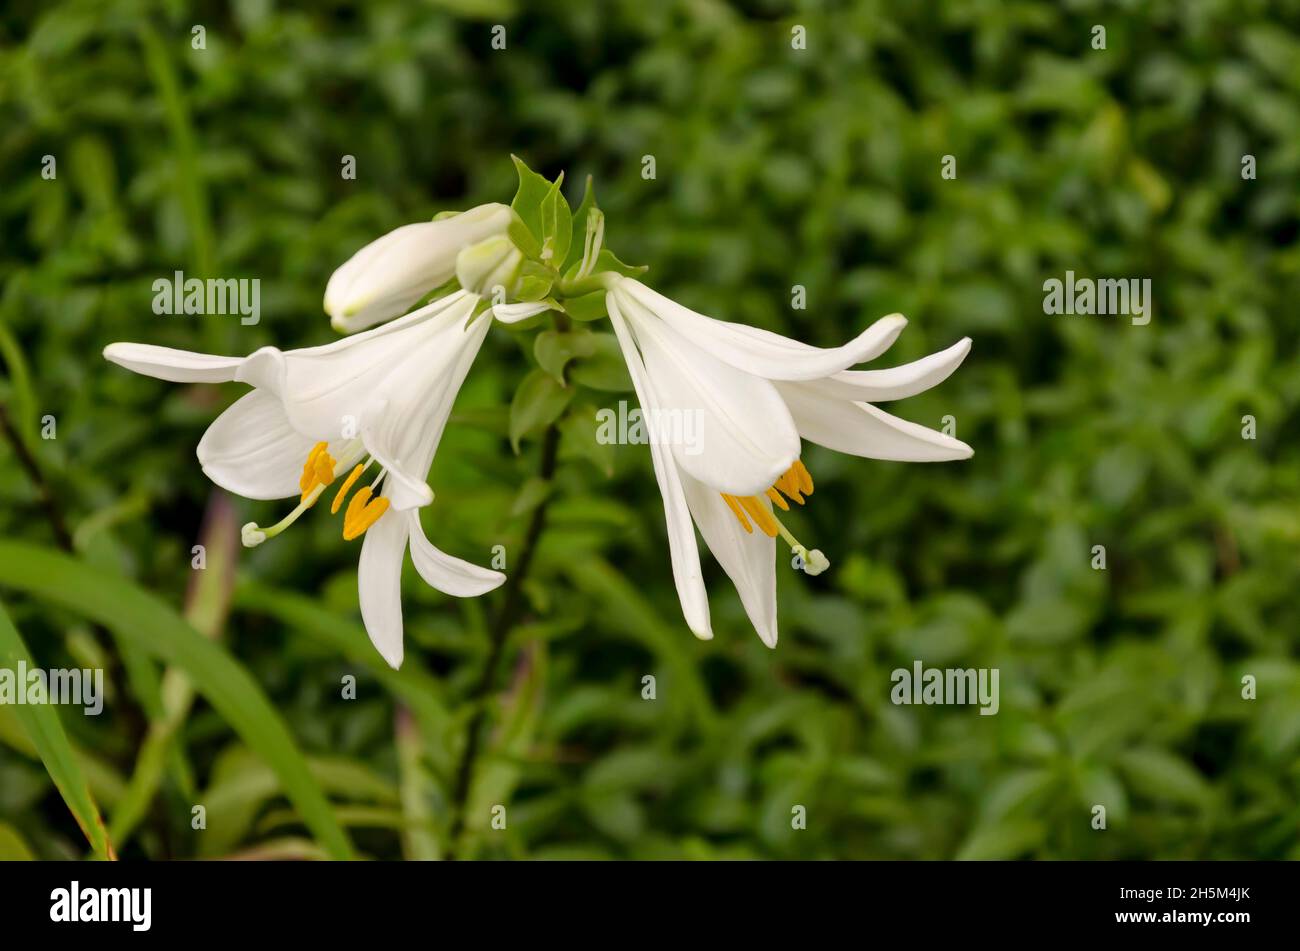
[0,542,354,860]
[0,599,114,859]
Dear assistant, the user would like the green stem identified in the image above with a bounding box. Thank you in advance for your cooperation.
[444,424,560,860]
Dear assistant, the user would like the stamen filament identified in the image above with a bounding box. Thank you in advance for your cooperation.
[244,482,327,547]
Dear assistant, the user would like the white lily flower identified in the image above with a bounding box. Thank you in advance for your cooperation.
[605,277,973,648]
[103,290,506,669]
[324,203,513,334]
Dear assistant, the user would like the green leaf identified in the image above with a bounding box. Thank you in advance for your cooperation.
[1117,749,1213,808]
[511,475,554,518]
[561,290,609,322]
[509,154,558,251]
[539,175,572,266]
[509,368,575,452]
[514,272,554,302]
[0,822,35,860]
[593,248,647,278]
[0,599,114,859]
[955,819,1045,860]
[0,544,355,860]
[534,329,596,383]
[566,248,646,284]
[559,406,615,478]
[506,214,542,260]
[568,334,633,392]
[563,175,598,272]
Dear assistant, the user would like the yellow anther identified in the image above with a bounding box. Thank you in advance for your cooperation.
[722,494,752,533]
[345,498,389,540]
[773,471,804,505]
[298,442,340,504]
[342,486,390,540]
[301,454,337,504]
[331,463,366,514]
[721,460,814,535]
[299,442,328,492]
[738,495,779,538]
[792,459,813,495]
[344,485,373,527]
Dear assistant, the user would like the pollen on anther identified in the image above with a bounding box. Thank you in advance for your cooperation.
[792,459,814,495]
[331,464,366,514]
[342,486,389,540]
[738,496,779,538]
[721,494,753,533]
[299,442,328,492]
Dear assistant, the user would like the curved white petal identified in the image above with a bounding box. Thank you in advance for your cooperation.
[680,472,778,648]
[360,301,491,511]
[609,296,712,640]
[357,510,411,669]
[276,293,474,450]
[196,390,316,500]
[776,382,973,461]
[621,293,799,496]
[406,510,505,597]
[615,279,907,381]
[102,343,246,383]
[804,337,972,403]
[326,204,512,333]
[492,301,551,324]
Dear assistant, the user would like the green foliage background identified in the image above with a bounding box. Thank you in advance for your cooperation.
[1,0,1299,860]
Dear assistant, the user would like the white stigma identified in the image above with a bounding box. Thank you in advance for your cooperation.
[794,546,829,576]
[800,545,832,576]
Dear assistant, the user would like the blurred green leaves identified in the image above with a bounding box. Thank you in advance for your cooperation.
[1,0,1298,861]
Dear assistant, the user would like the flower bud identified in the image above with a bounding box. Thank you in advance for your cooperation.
[455,234,524,300]
[324,202,511,333]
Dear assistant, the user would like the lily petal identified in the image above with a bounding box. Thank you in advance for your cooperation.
[492,301,552,324]
[102,343,246,383]
[276,294,475,452]
[680,472,778,647]
[196,390,317,500]
[103,342,288,396]
[620,292,800,496]
[406,510,506,597]
[776,382,973,461]
[803,337,972,403]
[615,278,907,381]
[360,301,491,510]
[609,295,712,640]
[357,509,410,669]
